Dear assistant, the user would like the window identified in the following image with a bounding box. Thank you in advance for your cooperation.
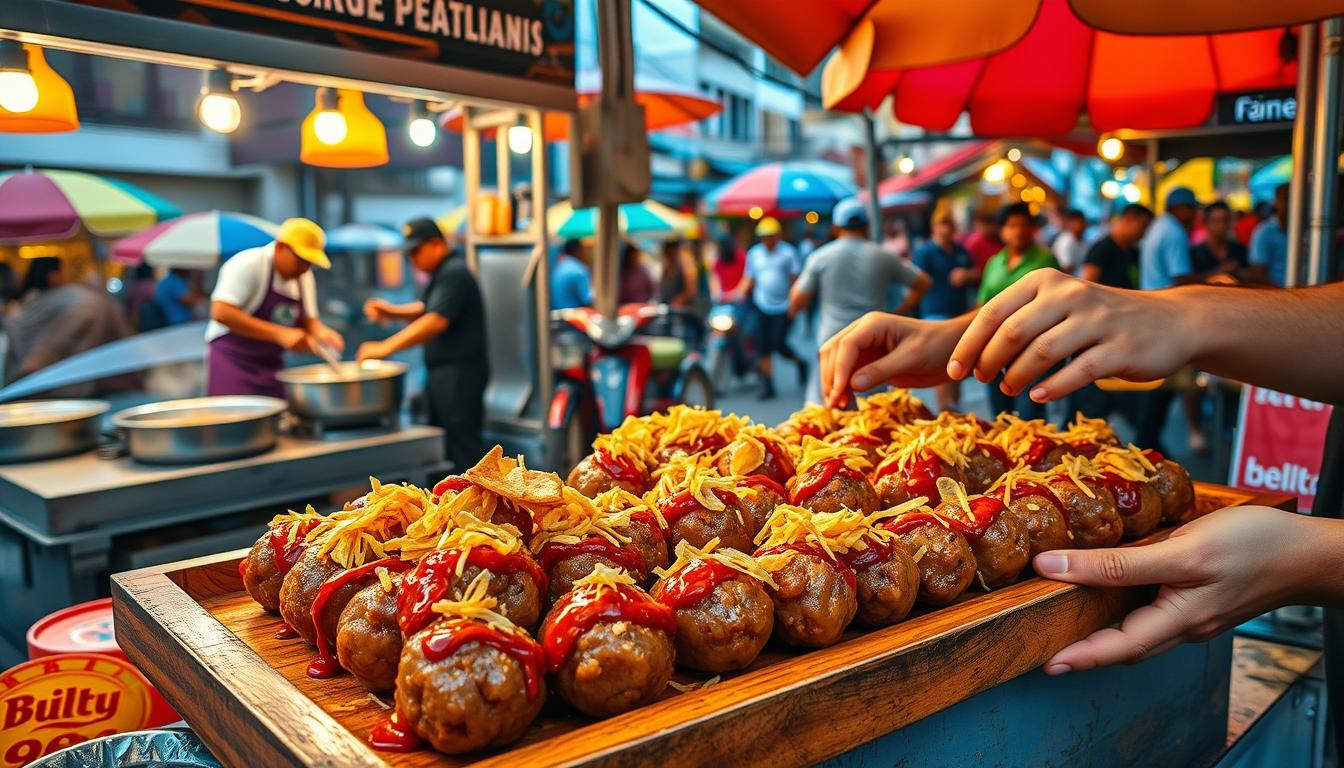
[44,50,200,131]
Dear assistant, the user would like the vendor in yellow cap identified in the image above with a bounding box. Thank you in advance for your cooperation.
[205,217,344,397]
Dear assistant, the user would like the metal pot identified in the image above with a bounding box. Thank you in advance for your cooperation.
[0,399,109,462]
[276,360,406,426]
[111,396,287,464]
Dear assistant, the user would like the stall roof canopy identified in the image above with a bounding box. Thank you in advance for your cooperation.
[860,140,998,201]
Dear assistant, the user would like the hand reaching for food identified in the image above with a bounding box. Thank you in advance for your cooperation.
[819,312,970,408]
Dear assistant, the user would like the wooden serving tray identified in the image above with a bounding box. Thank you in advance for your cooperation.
[112,483,1293,768]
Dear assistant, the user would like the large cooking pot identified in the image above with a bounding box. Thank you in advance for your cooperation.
[276,360,406,426]
[111,396,287,464]
[0,399,109,462]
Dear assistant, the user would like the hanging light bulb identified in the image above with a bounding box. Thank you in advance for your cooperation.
[0,40,39,114]
[197,68,241,134]
[301,88,388,168]
[507,115,533,154]
[407,101,437,148]
[1098,136,1124,162]
[896,155,915,174]
[312,88,347,145]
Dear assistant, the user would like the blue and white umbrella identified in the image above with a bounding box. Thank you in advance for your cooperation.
[326,223,404,253]
[111,210,277,268]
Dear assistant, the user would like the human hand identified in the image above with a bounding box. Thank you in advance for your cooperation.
[949,267,970,287]
[356,340,391,363]
[1034,505,1326,675]
[363,298,392,323]
[818,312,966,407]
[947,269,1196,403]
[277,327,315,354]
[312,324,345,353]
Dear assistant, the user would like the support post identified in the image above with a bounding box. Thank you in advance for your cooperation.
[1307,18,1342,286]
[591,0,636,318]
[862,108,883,241]
[1287,22,1319,288]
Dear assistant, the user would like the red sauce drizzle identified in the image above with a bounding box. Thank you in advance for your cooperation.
[883,512,951,537]
[540,585,676,673]
[1068,440,1101,458]
[1100,472,1142,517]
[658,488,739,526]
[761,438,795,482]
[1023,437,1058,468]
[431,475,472,497]
[835,432,881,447]
[651,559,738,610]
[594,448,648,486]
[754,542,856,590]
[237,559,247,580]
[991,480,1063,515]
[268,519,321,577]
[629,509,669,543]
[1144,449,1166,464]
[938,496,1008,544]
[976,441,1010,467]
[789,459,864,505]
[538,536,648,576]
[308,557,413,679]
[397,547,548,638]
[795,422,826,439]
[370,711,422,753]
[841,536,894,572]
[419,619,545,700]
[684,434,728,455]
[741,473,788,498]
[274,623,300,640]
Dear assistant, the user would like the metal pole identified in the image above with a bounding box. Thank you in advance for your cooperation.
[1287,22,1319,288]
[1307,18,1342,286]
[530,107,553,416]
[591,0,635,318]
[862,108,883,241]
[1146,138,1159,208]
[463,107,480,274]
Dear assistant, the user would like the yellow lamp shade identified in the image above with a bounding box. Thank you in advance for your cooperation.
[300,89,388,168]
[0,45,78,134]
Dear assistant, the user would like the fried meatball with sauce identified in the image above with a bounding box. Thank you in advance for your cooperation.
[963,445,1012,495]
[791,472,880,514]
[1151,459,1196,524]
[278,547,349,646]
[848,548,920,627]
[1049,478,1123,549]
[946,502,1030,589]
[241,531,294,613]
[1002,494,1072,558]
[549,620,675,718]
[567,453,646,497]
[767,554,857,648]
[1110,479,1163,540]
[658,575,773,673]
[336,576,403,691]
[666,502,758,553]
[396,625,545,753]
[546,550,648,601]
[442,563,544,634]
[620,518,670,576]
[872,460,967,509]
[891,523,976,606]
[736,484,785,534]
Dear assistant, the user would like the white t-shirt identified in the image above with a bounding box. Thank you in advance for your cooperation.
[1052,230,1084,275]
[744,241,801,315]
[205,242,319,342]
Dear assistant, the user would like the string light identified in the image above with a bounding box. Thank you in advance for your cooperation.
[896,155,915,174]
[0,40,39,114]
[1098,137,1124,162]
[507,117,533,154]
[407,101,437,148]
[1006,147,1022,162]
[312,88,347,145]
[197,69,240,134]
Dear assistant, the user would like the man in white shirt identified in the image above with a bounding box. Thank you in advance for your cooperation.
[730,217,804,399]
[1052,209,1087,275]
[205,217,344,397]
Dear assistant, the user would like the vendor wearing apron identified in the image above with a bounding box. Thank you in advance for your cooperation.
[205,218,344,398]
[358,218,487,469]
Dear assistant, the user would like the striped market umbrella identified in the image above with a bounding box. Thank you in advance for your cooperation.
[703,161,857,218]
[0,168,180,243]
[111,211,278,269]
[547,199,695,240]
[327,223,403,253]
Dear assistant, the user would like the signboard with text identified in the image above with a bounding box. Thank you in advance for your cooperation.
[1216,88,1297,127]
[62,0,575,86]
[1229,385,1333,512]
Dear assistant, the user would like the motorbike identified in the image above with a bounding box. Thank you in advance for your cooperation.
[548,303,714,468]
[704,301,757,395]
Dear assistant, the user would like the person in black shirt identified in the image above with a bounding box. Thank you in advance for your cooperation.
[359,218,488,468]
[1183,200,1269,285]
[1081,203,1152,289]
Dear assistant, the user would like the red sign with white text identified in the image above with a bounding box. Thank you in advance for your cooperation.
[1229,386,1333,512]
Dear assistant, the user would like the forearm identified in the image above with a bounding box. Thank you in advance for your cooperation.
[211,301,289,343]
[386,301,426,320]
[1174,282,1344,403]
[381,313,447,355]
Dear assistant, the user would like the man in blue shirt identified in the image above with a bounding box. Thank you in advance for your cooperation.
[1139,187,1198,291]
[911,209,972,411]
[731,217,804,399]
[153,268,198,326]
[1250,184,1289,286]
[550,239,594,310]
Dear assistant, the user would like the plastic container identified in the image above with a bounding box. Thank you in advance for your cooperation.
[27,598,179,727]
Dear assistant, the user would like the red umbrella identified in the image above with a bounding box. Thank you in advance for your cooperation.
[824,0,1299,135]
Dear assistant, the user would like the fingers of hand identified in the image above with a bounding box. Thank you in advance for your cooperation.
[998,322,1100,397]
[1027,344,1117,402]
[1044,598,1193,673]
[1033,536,1197,588]
[949,279,1042,381]
[972,301,1071,385]
[825,321,872,407]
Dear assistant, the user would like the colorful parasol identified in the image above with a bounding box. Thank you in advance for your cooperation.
[0,168,180,243]
[703,162,857,218]
[547,199,695,240]
[111,211,277,269]
[823,0,1300,135]
[326,223,403,253]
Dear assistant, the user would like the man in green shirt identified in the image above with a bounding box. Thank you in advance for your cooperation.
[977,202,1060,417]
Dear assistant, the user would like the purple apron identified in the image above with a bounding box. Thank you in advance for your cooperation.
[206,258,306,398]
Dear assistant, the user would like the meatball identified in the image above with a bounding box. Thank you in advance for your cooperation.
[550,620,675,718]
[278,547,348,646]
[959,507,1030,588]
[621,518,670,576]
[1049,478,1123,549]
[873,459,967,508]
[892,523,976,606]
[963,445,1011,495]
[768,554,856,648]
[445,563,543,634]
[660,575,772,673]
[241,530,292,613]
[849,549,920,627]
[792,472,879,514]
[736,484,785,534]
[336,577,403,691]
[567,454,645,497]
[714,441,793,486]
[490,502,535,544]
[667,502,757,553]
[1003,494,1072,558]
[396,625,545,753]
[1106,477,1162,540]
[1151,459,1195,524]
[546,550,647,601]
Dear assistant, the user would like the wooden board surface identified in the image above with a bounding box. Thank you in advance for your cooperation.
[1227,636,1322,747]
[112,483,1293,768]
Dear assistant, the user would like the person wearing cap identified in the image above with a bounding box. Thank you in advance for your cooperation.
[789,199,929,405]
[205,217,343,398]
[731,217,805,399]
[358,218,487,469]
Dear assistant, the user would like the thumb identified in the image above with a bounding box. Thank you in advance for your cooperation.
[1032,537,1194,588]
[851,343,919,391]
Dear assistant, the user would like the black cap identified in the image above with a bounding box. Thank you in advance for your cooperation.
[402,217,445,256]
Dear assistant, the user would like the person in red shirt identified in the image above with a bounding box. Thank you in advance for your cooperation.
[961,210,1004,280]
[711,236,746,298]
